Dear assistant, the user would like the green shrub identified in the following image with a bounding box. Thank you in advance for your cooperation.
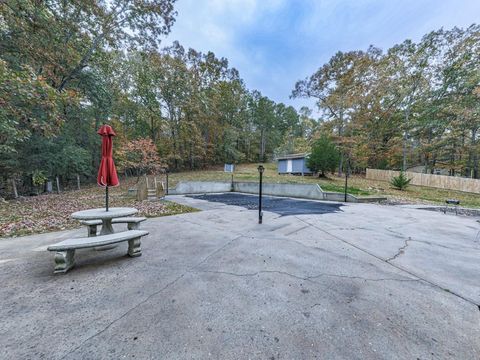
[307,135,340,177]
[32,170,47,187]
[390,171,411,190]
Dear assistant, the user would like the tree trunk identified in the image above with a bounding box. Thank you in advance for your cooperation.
[402,108,411,171]
[76,174,80,190]
[450,140,456,176]
[93,118,101,172]
[171,125,178,170]
[203,129,209,167]
[150,116,157,142]
[424,130,432,173]
[260,129,266,162]
[190,143,194,170]
[58,32,105,91]
[471,129,478,178]
[338,155,343,177]
[337,112,344,177]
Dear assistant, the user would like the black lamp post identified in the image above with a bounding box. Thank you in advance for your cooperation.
[258,165,265,224]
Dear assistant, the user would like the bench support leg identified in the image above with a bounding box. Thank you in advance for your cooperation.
[128,237,142,257]
[54,250,75,274]
[87,225,97,237]
[127,223,140,230]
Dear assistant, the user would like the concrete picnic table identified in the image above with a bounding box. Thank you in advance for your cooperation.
[71,207,138,235]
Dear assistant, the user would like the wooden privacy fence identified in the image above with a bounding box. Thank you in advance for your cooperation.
[366,169,480,194]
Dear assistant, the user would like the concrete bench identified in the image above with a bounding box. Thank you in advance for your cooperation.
[81,217,147,237]
[47,230,149,274]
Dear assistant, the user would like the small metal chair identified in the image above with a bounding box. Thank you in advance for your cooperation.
[444,199,460,215]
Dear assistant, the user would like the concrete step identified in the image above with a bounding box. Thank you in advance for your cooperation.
[147,188,157,201]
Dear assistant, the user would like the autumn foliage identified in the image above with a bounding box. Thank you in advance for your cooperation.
[118,138,165,176]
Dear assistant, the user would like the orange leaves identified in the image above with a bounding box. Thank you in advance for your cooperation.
[118,138,166,175]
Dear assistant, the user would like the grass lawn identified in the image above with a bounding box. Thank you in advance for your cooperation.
[0,178,197,238]
[169,163,480,208]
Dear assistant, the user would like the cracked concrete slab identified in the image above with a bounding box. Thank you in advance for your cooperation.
[0,193,479,359]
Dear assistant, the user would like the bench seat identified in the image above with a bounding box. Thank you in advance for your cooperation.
[80,217,147,236]
[113,217,146,229]
[47,230,149,273]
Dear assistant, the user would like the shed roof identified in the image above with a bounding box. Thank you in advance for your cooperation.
[276,153,309,161]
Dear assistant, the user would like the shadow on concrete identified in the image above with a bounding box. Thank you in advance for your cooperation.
[187,193,344,216]
[418,206,480,217]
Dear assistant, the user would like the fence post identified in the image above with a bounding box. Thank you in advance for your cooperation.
[56,176,61,194]
[11,179,18,198]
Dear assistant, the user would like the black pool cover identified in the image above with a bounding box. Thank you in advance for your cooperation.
[187,193,343,216]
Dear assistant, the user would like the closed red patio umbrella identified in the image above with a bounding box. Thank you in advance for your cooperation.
[97,124,119,211]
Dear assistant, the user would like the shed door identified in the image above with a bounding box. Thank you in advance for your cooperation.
[286,159,293,172]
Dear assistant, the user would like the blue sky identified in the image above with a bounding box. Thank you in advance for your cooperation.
[164,0,480,113]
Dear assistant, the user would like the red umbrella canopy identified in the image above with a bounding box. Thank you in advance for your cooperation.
[97,124,119,187]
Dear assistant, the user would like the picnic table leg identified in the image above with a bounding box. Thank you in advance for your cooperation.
[100,219,114,235]
[95,219,117,251]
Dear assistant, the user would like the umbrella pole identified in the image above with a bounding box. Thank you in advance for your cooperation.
[106,186,109,211]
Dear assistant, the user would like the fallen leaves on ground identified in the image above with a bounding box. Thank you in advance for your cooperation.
[0,180,197,238]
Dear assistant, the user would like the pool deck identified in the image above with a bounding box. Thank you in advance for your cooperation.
[0,194,478,359]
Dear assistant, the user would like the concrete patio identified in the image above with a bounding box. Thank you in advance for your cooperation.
[0,194,479,359]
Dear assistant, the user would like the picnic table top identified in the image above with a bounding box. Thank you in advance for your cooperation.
[71,207,138,220]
